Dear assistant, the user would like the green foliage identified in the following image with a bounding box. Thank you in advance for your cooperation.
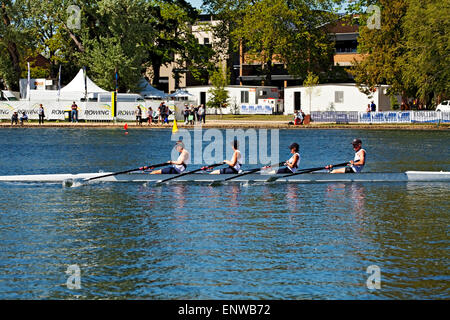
[207,66,230,114]
[351,0,449,104]
[0,0,211,93]
[204,0,343,85]
[402,0,449,103]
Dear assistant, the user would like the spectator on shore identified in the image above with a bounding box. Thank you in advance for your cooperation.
[38,104,45,124]
[163,103,169,124]
[11,112,18,125]
[294,110,303,125]
[198,104,205,124]
[201,104,206,123]
[147,107,153,125]
[135,105,142,125]
[194,104,199,122]
[188,104,195,125]
[158,102,165,124]
[20,112,28,125]
[71,101,78,123]
[370,101,376,112]
[366,104,371,113]
[183,104,189,124]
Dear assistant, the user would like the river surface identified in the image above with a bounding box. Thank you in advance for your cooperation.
[0,128,448,299]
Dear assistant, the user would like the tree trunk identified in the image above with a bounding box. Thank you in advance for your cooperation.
[151,59,161,89]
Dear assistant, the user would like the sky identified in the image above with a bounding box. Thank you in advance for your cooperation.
[187,0,203,9]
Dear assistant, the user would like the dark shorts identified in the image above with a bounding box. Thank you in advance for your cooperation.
[345,167,355,173]
[220,167,238,174]
[276,167,293,174]
[161,167,180,174]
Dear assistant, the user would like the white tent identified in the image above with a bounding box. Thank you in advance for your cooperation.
[61,69,107,95]
[138,78,167,99]
[168,89,194,98]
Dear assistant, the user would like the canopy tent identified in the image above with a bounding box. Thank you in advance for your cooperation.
[138,78,167,99]
[60,69,107,94]
[168,89,194,98]
[28,68,107,101]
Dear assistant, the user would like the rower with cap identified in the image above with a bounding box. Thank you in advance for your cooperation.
[150,141,189,174]
[210,139,242,174]
[327,138,366,173]
[276,143,301,174]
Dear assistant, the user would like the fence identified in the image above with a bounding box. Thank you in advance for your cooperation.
[0,100,185,122]
[311,111,450,124]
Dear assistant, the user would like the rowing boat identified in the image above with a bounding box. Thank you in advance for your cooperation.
[0,171,449,183]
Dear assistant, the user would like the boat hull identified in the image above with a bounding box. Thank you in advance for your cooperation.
[0,171,449,183]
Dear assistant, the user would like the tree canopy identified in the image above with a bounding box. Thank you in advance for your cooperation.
[350,0,449,105]
[0,0,212,92]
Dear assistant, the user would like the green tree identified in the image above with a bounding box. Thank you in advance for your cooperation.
[403,0,449,105]
[0,0,33,90]
[207,66,229,116]
[303,71,320,114]
[351,0,411,101]
[204,0,342,85]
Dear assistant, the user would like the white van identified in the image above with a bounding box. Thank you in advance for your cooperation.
[95,93,145,103]
[436,100,450,112]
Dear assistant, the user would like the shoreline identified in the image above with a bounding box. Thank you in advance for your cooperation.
[0,120,448,130]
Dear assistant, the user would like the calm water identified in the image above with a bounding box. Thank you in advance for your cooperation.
[0,128,449,299]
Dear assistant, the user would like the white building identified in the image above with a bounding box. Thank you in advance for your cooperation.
[284,83,399,115]
[185,85,283,114]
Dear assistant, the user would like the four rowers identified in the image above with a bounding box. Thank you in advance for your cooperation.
[150,138,365,175]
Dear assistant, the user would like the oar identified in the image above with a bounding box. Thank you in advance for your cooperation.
[211,161,285,186]
[266,162,349,182]
[156,163,224,184]
[63,162,168,187]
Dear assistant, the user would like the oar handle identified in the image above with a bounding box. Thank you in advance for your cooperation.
[283,162,349,178]
[224,161,285,181]
[86,162,168,181]
[159,163,223,183]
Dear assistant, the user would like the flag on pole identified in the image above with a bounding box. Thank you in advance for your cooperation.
[172,118,178,134]
[26,62,31,101]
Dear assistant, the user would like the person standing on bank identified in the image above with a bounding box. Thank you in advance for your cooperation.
[71,101,78,123]
[38,104,45,124]
[201,104,206,123]
[135,105,142,126]
[198,104,205,124]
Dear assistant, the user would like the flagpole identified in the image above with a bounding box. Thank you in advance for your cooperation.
[57,65,61,102]
[27,62,31,101]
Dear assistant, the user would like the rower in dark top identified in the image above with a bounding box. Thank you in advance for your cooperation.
[276,143,301,174]
[211,139,242,174]
[327,138,366,173]
[151,141,189,174]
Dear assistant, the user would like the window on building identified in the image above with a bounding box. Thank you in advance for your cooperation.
[335,91,344,103]
[204,38,210,45]
[241,91,249,103]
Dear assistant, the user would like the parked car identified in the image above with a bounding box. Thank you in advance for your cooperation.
[436,100,450,112]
